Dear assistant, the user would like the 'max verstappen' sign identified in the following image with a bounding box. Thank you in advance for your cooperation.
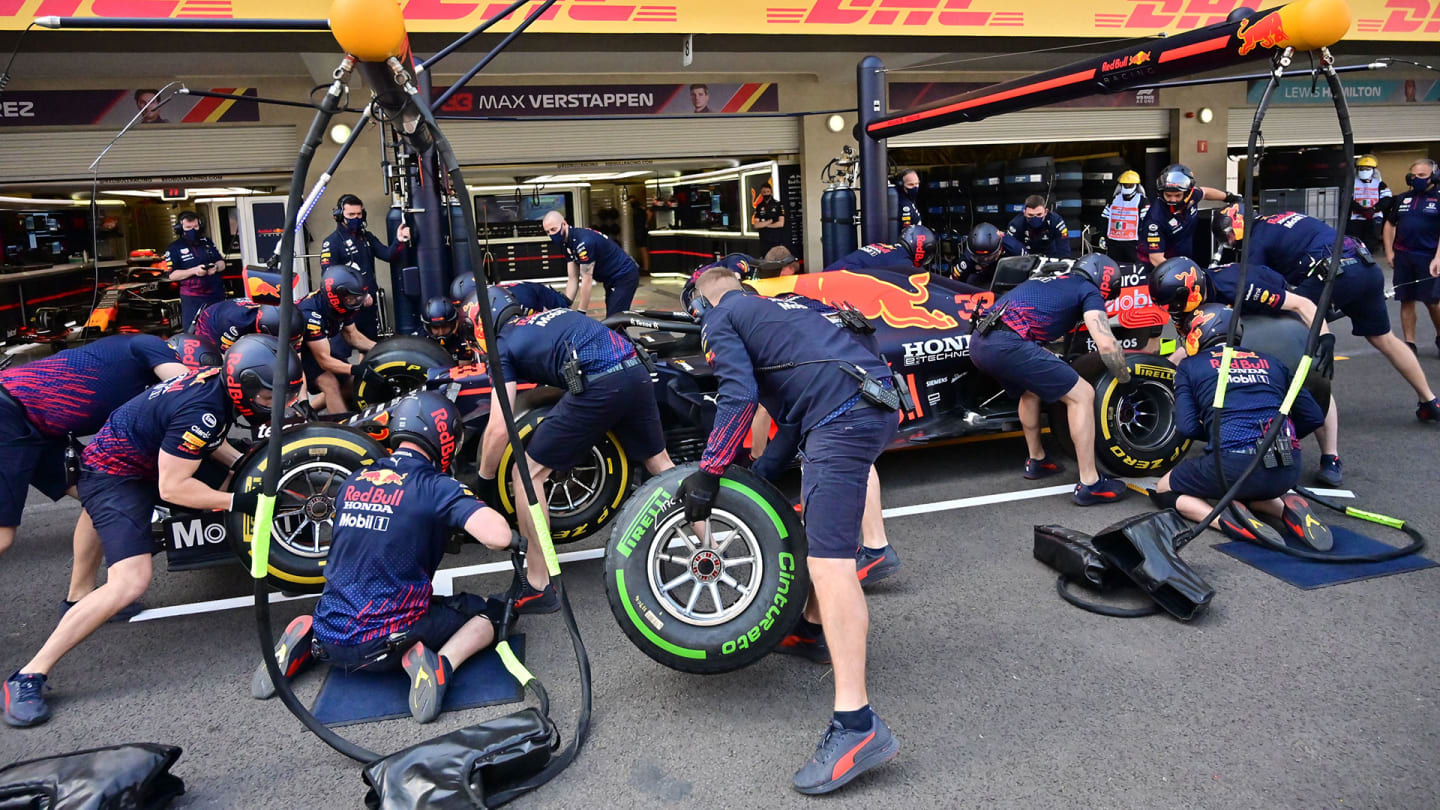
[2,1,1434,40]
[434,83,777,117]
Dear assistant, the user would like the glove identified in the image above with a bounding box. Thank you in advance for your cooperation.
[678,470,721,523]
[231,489,260,515]
[1224,193,1243,205]
[1314,333,1336,379]
[477,474,503,509]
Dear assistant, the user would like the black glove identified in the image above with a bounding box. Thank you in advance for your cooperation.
[477,474,503,509]
[1224,193,1243,205]
[678,470,721,523]
[1314,333,1336,379]
[231,489,260,515]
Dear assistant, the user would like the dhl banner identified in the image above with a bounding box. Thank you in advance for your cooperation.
[2,0,1437,39]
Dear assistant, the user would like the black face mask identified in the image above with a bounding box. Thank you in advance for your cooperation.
[182,229,199,241]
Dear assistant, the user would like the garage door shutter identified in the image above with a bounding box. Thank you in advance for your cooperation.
[444,117,801,165]
[1227,105,1440,147]
[887,108,1171,147]
[0,125,299,183]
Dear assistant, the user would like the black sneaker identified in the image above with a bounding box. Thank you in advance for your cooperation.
[792,714,899,795]
[856,545,902,587]
[774,627,831,664]
[1282,494,1333,552]
[1217,503,1286,550]
[59,598,145,623]
[3,671,51,728]
[400,642,447,724]
[1316,454,1344,487]
[1023,455,1065,480]
[251,615,314,700]
[509,581,559,615]
[1406,340,1418,356]
[1073,478,1129,506]
[1418,399,1440,424]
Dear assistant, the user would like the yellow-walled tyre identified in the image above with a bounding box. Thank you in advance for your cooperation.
[353,335,454,407]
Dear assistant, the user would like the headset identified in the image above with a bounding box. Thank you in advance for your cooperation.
[1404,158,1438,189]
[331,193,367,227]
[172,210,204,236]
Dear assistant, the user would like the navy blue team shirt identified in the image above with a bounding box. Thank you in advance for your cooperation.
[164,233,224,299]
[82,367,230,479]
[824,242,913,272]
[1204,263,1289,316]
[500,281,571,313]
[558,226,639,285]
[1386,187,1440,254]
[320,225,404,288]
[1175,346,1324,452]
[1007,211,1071,257]
[994,275,1107,343]
[699,289,892,475]
[312,449,484,647]
[192,298,262,349]
[495,307,636,388]
[0,334,180,438]
[298,290,356,343]
[1245,212,1337,283]
[1138,187,1203,263]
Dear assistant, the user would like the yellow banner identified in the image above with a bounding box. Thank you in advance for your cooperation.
[3,0,1436,39]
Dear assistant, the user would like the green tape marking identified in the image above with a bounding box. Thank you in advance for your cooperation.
[720,479,787,538]
[616,570,705,659]
[1160,338,1178,356]
[249,493,276,580]
[495,640,535,686]
[1280,354,1313,414]
[1345,506,1405,530]
[1212,345,1235,409]
[529,502,560,576]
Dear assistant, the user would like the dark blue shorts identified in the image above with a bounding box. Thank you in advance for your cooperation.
[316,593,503,672]
[526,364,665,472]
[1294,254,1390,337]
[969,329,1079,404]
[603,273,639,317]
[0,395,69,526]
[1393,250,1440,304]
[77,469,159,564]
[799,404,898,559]
[1167,448,1299,501]
[302,335,353,394]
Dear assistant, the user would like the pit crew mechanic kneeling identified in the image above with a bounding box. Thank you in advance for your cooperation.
[253,392,517,724]
[822,225,936,273]
[1151,305,1329,550]
[968,254,1131,505]
[681,268,901,795]
[192,298,303,351]
[951,222,1024,287]
[3,335,301,728]
[299,264,377,414]
[541,211,640,317]
[477,286,674,613]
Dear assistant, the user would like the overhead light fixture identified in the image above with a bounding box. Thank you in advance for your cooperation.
[524,170,651,183]
[826,114,845,133]
[0,194,123,206]
[1198,107,1214,124]
[330,123,353,144]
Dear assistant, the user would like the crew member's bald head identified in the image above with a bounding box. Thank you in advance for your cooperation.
[542,210,568,238]
[696,267,743,305]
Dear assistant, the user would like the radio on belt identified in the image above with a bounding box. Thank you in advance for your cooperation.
[841,363,902,411]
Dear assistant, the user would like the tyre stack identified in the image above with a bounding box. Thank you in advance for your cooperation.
[973,160,1006,227]
[948,164,974,235]
[1052,160,1085,254]
[924,166,950,231]
[1082,157,1128,250]
[1003,156,1054,228]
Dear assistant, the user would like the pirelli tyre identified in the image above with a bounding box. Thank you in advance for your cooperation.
[492,402,629,544]
[353,335,455,407]
[227,423,387,593]
[605,464,810,675]
[1051,354,1190,477]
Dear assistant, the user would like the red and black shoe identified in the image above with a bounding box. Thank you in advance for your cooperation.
[856,545,902,588]
[401,642,449,724]
[251,615,314,700]
[509,581,560,615]
[1217,503,1286,550]
[774,624,831,665]
[1418,399,1440,423]
[1023,455,1065,480]
[1281,494,1333,552]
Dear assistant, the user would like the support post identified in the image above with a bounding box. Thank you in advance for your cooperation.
[857,55,888,245]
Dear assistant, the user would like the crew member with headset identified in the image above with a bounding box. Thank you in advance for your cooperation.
[1150,305,1329,550]
[191,298,302,351]
[823,225,936,273]
[298,265,377,414]
[680,267,901,794]
[1223,209,1440,425]
[1137,163,1237,267]
[476,286,674,614]
[1347,155,1390,251]
[252,392,517,724]
[752,182,789,253]
[1102,170,1149,263]
[420,297,472,361]
[895,169,922,230]
[541,211,641,317]
[967,254,1131,505]
[952,222,1025,287]
[164,211,226,330]
[1007,195,1070,258]
[320,193,412,340]
[1383,158,1440,358]
[3,336,300,728]
[0,336,186,568]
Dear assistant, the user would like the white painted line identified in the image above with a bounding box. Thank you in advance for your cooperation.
[881,484,1074,518]
[431,547,606,596]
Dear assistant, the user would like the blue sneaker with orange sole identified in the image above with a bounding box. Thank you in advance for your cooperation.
[792,713,899,795]
[856,545,901,587]
[3,671,50,728]
[505,581,559,615]
[251,615,314,700]
[1024,455,1065,480]
[1073,478,1129,506]
[774,622,831,664]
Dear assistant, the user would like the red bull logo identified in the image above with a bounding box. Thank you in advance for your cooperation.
[1101,49,1153,72]
[1236,12,1288,56]
[430,406,457,470]
[356,469,406,487]
[792,271,958,330]
[1184,309,1218,355]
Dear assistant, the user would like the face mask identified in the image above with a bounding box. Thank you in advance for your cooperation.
[1025,216,1045,228]
[1357,169,1375,182]
[548,230,566,246]
[182,228,199,240]
[1410,175,1434,193]
[1120,185,1137,198]
[344,217,363,232]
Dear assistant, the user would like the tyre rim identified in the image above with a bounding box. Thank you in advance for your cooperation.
[1115,380,1176,451]
[546,447,607,519]
[267,461,351,559]
[646,509,763,627]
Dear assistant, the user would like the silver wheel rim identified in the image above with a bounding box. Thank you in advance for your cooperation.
[647,509,763,627]
[267,460,350,559]
[546,447,607,519]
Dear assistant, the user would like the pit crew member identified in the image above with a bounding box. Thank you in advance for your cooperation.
[1007,194,1071,258]
[1137,164,1235,268]
[1383,158,1440,357]
[299,264,377,414]
[541,211,641,317]
[823,225,936,273]
[320,193,411,340]
[164,211,226,330]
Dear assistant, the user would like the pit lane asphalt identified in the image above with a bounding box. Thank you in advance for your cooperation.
[2,293,1438,809]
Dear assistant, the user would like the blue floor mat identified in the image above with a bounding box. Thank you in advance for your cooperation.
[311,635,525,727]
[1214,527,1436,590]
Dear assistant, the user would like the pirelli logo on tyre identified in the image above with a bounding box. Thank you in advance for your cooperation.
[1131,363,1175,381]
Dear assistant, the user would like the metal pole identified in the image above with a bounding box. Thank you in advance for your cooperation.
[857,55,888,245]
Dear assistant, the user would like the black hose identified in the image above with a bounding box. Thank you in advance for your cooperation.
[1054,575,1160,618]
[1271,486,1427,563]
